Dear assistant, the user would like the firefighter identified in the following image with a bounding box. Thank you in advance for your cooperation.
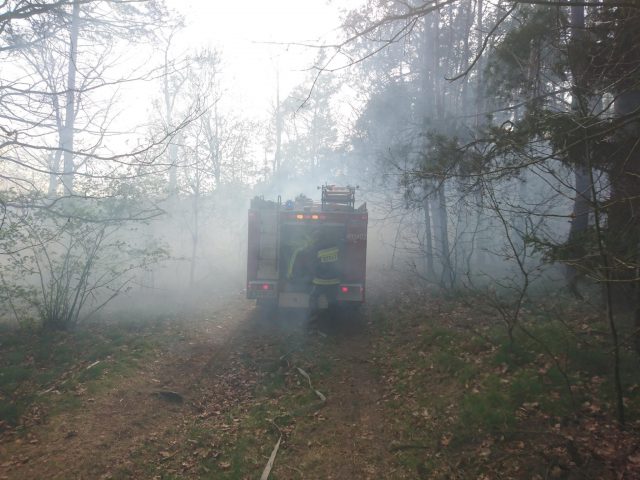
[311,230,342,308]
[286,231,316,286]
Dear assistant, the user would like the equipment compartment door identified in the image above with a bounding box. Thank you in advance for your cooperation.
[257,210,279,279]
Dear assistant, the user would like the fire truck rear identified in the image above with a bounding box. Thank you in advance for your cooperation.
[246,185,367,309]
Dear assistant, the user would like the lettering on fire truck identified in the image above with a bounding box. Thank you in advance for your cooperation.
[347,232,367,242]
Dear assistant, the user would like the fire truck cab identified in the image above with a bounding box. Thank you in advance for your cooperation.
[246,185,367,310]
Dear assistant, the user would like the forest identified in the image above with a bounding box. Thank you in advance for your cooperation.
[0,1,639,478]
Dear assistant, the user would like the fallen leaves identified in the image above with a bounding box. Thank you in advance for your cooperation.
[368,290,640,480]
[1,289,639,480]
[629,452,640,465]
[158,450,172,458]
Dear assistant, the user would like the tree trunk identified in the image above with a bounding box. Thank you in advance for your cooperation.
[190,189,199,287]
[274,67,282,176]
[47,150,62,197]
[430,183,452,288]
[162,36,180,196]
[430,10,452,288]
[602,4,639,423]
[566,4,593,297]
[61,0,80,196]
[613,89,640,359]
[436,183,453,288]
[422,184,435,278]
[475,0,484,129]
[604,6,640,359]
[213,104,221,186]
[164,81,178,195]
[48,87,64,197]
[473,0,488,268]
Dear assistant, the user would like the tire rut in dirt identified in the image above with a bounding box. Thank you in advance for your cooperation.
[246,306,398,479]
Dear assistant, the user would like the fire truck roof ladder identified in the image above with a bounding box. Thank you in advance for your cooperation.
[321,185,356,211]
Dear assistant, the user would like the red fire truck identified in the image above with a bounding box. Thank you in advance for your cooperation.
[246,185,367,310]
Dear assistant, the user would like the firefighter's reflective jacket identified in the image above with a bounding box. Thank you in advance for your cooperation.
[287,233,317,281]
[313,246,341,285]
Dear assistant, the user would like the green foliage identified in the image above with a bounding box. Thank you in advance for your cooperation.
[0,195,168,330]
[460,375,516,435]
[492,339,535,368]
[485,5,568,101]
[587,7,640,91]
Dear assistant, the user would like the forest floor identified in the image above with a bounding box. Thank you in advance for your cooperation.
[1,276,640,479]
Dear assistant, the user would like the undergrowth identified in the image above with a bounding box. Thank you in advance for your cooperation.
[371,290,640,479]
[0,321,165,429]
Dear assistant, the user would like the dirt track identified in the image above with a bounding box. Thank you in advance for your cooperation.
[0,293,401,479]
[5,285,638,479]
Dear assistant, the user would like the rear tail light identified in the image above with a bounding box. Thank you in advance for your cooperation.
[261,283,270,290]
[337,285,365,299]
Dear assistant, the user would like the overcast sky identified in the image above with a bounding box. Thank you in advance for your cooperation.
[163,0,350,118]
